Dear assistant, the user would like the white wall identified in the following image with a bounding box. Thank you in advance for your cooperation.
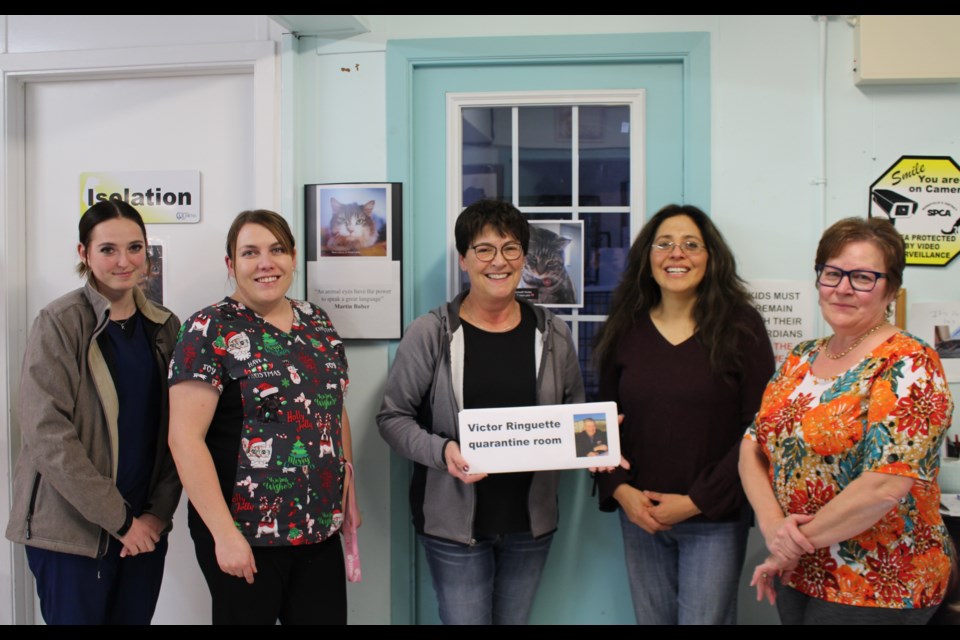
[4,14,959,625]
[2,15,274,53]
[313,14,957,316]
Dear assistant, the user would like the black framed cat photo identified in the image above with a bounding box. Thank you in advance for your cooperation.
[305,182,404,339]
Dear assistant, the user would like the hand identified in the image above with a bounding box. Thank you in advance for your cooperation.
[763,513,815,566]
[590,452,631,474]
[215,528,258,584]
[119,516,161,557]
[643,491,701,526]
[614,484,671,534]
[750,556,782,605]
[588,417,628,474]
[444,441,487,485]
[138,512,166,536]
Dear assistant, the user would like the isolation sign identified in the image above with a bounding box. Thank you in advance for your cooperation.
[868,156,960,266]
[80,171,200,223]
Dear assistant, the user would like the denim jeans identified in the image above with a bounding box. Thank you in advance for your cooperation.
[419,532,553,625]
[619,509,748,625]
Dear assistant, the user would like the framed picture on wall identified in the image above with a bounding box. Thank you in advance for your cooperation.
[516,220,585,309]
[908,300,960,382]
[305,182,403,339]
[141,239,165,306]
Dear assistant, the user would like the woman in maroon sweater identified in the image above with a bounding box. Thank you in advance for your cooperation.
[594,204,774,624]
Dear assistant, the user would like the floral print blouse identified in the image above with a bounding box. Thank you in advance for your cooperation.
[747,331,954,608]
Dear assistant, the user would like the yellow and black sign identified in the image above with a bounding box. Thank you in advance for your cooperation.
[869,156,960,267]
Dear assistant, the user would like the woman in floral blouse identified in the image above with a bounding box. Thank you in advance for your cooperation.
[740,217,953,624]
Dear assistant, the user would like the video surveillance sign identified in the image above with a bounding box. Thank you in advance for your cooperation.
[869,156,960,267]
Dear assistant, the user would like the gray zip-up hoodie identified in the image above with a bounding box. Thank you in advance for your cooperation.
[377,292,584,544]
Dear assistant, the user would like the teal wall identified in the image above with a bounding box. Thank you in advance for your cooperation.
[386,32,708,624]
[286,15,960,625]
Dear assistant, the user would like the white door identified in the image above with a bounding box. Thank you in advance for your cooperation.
[22,72,256,624]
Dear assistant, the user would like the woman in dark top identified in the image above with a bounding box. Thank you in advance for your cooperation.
[6,200,181,624]
[378,200,584,624]
[594,204,774,625]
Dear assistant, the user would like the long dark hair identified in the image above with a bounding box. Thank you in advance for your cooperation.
[594,204,754,379]
[76,199,149,277]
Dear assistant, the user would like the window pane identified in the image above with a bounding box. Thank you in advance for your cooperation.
[579,105,630,206]
[462,107,512,206]
[581,211,631,315]
[578,321,602,402]
[524,212,573,222]
[518,106,572,206]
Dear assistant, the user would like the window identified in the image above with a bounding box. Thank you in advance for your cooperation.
[449,91,644,399]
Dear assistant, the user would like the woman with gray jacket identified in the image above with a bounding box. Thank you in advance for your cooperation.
[377,200,584,625]
[6,201,181,625]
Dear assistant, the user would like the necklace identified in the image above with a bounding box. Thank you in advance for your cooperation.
[823,321,886,360]
[111,307,137,331]
[460,298,520,332]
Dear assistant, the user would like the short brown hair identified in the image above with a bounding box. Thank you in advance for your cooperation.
[454,200,530,257]
[815,217,905,292]
[226,210,296,261]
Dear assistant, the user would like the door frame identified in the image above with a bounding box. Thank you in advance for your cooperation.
[0,40,277,624]
[384,31,710,624]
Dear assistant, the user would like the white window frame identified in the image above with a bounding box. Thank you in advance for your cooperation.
[446,89,645,337]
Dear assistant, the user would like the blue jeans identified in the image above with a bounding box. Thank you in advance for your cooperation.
[619,509,748,625]
[419,532,553,625]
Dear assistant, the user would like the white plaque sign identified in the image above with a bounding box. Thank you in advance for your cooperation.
[458,401,621,473]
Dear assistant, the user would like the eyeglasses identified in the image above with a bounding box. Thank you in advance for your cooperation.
[471,242,523,262]
[652,240,706,255]
[815,264,888,292]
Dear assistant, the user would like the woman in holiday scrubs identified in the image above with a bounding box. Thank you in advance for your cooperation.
[169,209,354,625]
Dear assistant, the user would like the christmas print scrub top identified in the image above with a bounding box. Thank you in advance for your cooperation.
[747,332,953,609]
[169,297,348,547]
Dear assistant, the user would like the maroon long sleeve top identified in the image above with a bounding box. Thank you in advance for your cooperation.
[597,306,775,521]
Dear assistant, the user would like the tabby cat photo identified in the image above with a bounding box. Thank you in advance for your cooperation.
[323,198,386,256]
[521,226,577,305]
